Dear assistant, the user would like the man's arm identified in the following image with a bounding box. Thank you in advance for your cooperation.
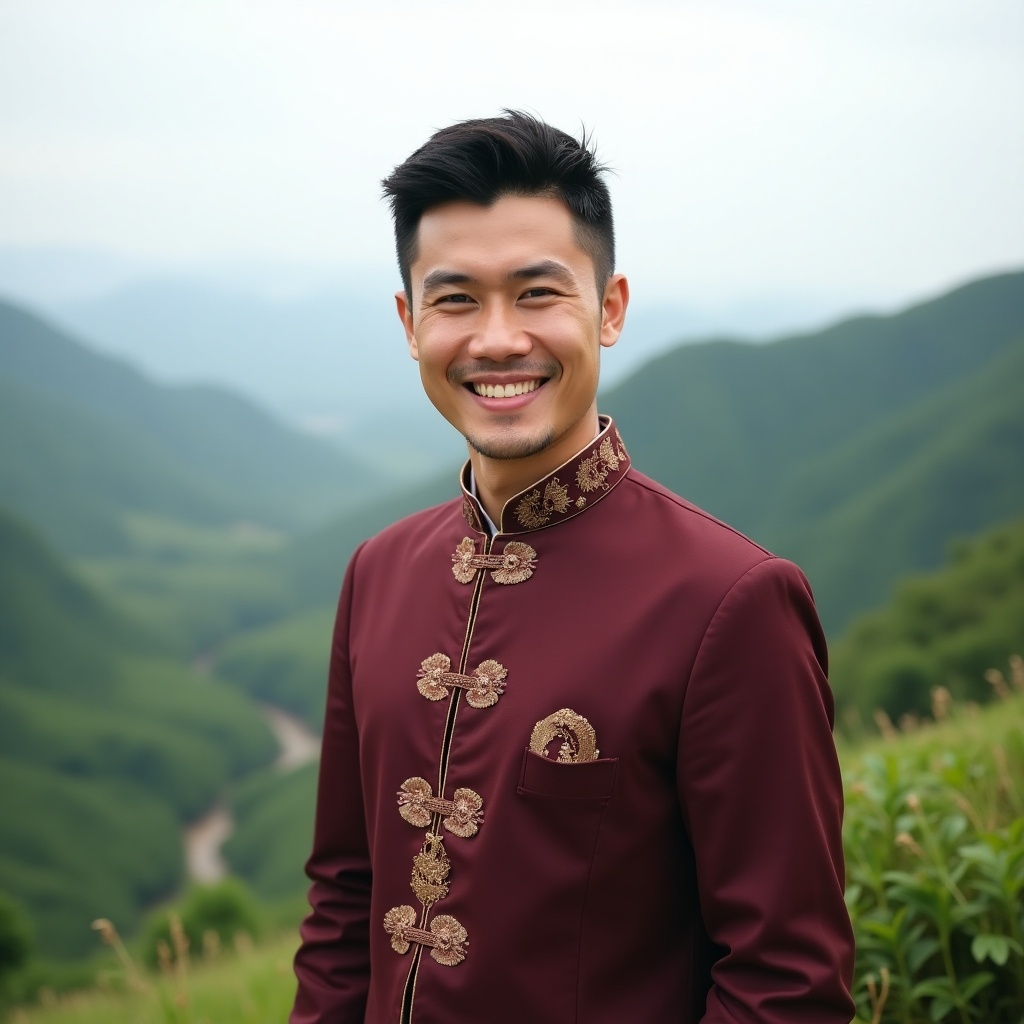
[677,556,856,1023]
[291,546,372,1024]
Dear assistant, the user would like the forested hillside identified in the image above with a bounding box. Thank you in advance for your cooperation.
[830,516,1024,721]
[0,300,380,556]
[0,510,276,959]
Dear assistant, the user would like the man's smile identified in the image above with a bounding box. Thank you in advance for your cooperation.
[469,379,544,399]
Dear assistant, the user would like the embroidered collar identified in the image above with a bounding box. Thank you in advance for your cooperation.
[459,416,631,536]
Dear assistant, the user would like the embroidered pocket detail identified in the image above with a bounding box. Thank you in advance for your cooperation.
[384,905,468,967]
[416,653,508,708]
[398,777,484,837]
[451,537,537,585]
[529,708,599,762]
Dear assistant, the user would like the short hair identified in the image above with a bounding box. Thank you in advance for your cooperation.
[381,110,615,300]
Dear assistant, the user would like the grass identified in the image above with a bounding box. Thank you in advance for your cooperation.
[8,923,298,1024]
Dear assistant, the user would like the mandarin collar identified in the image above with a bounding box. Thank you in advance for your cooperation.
[459,416,631,536]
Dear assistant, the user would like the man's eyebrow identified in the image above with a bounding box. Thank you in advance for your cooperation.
[421,269,475,294]
[507,260,578,286]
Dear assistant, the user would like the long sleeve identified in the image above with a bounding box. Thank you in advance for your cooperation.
[676,557,855,1023]
[291,545,373,1024]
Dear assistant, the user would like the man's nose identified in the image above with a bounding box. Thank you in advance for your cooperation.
[467,302,532,360]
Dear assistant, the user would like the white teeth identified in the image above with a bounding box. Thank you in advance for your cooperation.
[473,380,539,398]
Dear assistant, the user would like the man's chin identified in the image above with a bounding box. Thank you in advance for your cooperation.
[465,428,555,462]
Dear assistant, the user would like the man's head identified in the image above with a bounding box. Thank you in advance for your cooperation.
[382,110,615,301]
[382,112,628,503]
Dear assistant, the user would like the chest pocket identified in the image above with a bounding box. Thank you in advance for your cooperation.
[517,748,619,801]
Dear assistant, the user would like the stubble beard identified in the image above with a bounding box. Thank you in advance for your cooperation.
[463,423,556,461]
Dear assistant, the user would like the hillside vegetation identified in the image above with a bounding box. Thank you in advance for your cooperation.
[0,300,380,557]
[0,511,276,959]
[831,517,1024,722]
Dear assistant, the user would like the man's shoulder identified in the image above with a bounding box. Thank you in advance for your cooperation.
[623,467,770,552]
[353,495,466,565]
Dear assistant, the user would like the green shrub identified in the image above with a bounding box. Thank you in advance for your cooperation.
[141,880,262,968]
[844,692,1024,1022]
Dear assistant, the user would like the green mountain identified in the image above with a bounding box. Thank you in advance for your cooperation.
[0,509,277,959]
[275,270,1024,636]
[829,516,1024,722]
[0,299,380,556]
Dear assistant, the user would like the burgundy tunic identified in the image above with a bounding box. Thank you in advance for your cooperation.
[292,418,855,1024]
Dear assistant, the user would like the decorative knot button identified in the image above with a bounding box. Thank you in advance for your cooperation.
[451,537,537,585]
[384,906,468,967]
[398,777,484,838]
[417,653,507,708]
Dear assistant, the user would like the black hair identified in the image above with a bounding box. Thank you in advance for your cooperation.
[381,110,615,299]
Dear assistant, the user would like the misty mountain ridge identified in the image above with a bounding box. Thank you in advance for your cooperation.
[0,299,383,556]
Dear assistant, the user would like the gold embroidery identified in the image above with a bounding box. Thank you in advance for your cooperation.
[514,477,571,529]
[384,905,417,954]
[576,438,621,493]
[384,906,468,966]
[614,430,628,462]
[575,497,586,509]
[451,539,537,585]
[451,538,477,583]
[465,659,507,708]
[461,496,480,530]
[417,653,454,701]
[410,832,450,907]
[416,654,508,707]
[398,778,484,837]
[530,708,600,762]
[490,541,536,584]
[429,915,469,966]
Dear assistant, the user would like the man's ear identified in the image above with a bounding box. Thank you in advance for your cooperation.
[395,290,418,360]
[599,274,629,349]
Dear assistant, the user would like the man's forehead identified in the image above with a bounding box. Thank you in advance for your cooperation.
[411,195,591,282]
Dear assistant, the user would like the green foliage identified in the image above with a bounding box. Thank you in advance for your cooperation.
[223,765,318,901]
[831,519,1024,720]
[0,893,33,979]
[140,881,262,969]
[216,609,334,727]
[0,760,183,961]
[844,694,1024,1023]
[0,510,277,959]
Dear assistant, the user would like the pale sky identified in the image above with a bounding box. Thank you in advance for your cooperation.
[1,0,1021,306]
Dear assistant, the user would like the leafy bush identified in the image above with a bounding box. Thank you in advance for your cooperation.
[141,880,262,969]
[844,687,1024,1022]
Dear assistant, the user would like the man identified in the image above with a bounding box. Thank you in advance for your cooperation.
[291,111,855,1023]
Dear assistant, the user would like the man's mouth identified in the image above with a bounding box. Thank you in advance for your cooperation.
[470,379,543,399]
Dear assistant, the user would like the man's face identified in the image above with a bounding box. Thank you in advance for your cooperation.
[396,194,627,472]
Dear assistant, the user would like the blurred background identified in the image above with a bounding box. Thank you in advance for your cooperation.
[1,0,1022,1018]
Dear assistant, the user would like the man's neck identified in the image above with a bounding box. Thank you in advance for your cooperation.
[468,413,602,528]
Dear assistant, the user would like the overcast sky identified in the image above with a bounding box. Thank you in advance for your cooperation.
[1,0,1021,307]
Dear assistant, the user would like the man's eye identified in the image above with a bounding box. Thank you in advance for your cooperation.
[438,293,473,304]
[521,288,554,299]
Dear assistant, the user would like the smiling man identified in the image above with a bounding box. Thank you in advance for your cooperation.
[291,112,855,1024]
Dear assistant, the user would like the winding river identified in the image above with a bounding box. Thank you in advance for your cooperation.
[183,704,321,883]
